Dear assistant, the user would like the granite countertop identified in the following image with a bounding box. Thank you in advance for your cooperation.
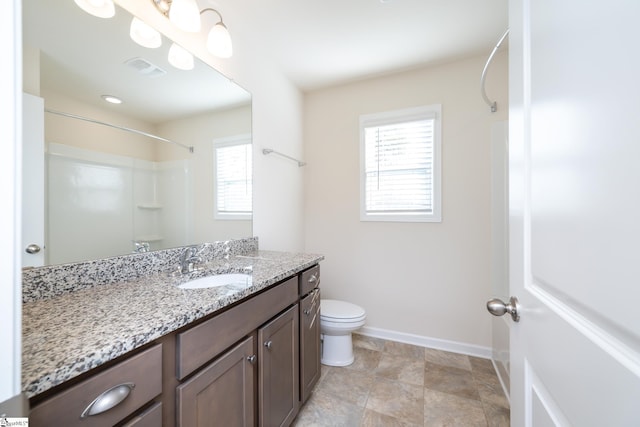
[22,250,323,398]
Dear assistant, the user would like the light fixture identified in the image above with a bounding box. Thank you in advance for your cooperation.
[130,17,162,49]
[202,8,233,58]
[168,43,194,70]
[73,0,115,18]
[101,95,123,104]
[153,0,200,32]
[74,0,234,78]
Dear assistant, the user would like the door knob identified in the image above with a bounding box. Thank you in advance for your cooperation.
[25,244,41,254]
[486,296,520,322]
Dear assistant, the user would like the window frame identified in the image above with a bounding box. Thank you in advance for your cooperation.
[213,134,253,221]
[359,105,442,223]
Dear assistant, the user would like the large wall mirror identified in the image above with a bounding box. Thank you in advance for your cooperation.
[22,0,252,267]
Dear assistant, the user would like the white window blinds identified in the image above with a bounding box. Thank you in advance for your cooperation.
[215,137,252,219]
[360,105,441,222]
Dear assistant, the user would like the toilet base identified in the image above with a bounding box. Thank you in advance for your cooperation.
[321,333,355,366]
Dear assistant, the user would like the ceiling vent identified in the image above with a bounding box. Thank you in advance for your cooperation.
[124,57,167,78]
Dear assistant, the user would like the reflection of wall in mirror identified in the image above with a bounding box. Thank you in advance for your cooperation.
[157,104,252,243]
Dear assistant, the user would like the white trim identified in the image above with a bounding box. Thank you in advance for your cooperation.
[0,0,22,402]
[359,104,442,223]
[356,326,492,359]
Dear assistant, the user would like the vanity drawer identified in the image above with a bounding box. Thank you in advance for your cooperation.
[299,265,320,296]
[29,344,162,427]
[176,276,298,379]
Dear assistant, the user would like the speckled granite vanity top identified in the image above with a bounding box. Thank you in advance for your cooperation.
[22,243,323,398]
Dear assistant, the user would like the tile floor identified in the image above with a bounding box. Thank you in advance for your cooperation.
[292,334,510,427]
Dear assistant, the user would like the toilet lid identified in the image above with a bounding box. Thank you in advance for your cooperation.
[321,299,366,320]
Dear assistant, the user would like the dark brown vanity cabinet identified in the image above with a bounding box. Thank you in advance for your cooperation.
[299,265,321,403]
[176,336,256,426]
[28,265,321,427]
[175,275,301,427]
[29,344,163,427]
[258,305,300,427]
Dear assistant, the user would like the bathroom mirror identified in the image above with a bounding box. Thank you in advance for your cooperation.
[23,0,252,267]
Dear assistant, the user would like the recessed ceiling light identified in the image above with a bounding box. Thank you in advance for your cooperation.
[102,95,123,104]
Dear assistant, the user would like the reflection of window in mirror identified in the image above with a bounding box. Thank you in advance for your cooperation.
[214,135,253,220]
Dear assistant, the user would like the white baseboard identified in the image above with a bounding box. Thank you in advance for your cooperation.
[356,326,493,359]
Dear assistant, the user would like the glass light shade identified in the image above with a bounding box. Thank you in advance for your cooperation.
[169,0,201,32]
[168,43,194,71]
[130,17,162,49]
[74,0,115,18]
[207,23,233,58]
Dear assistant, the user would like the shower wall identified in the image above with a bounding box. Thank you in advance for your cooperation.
[47,143,190,265]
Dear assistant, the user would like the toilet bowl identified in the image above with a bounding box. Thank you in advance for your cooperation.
[320,299,366,366]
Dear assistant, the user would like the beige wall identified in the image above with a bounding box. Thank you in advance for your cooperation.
[303,52,508,349]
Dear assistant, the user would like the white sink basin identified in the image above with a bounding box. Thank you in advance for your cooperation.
[178,273,252,290]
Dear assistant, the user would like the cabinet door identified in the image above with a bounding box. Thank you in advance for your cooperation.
[258,305,299,427]
[299,288,321,403]
[177,336,256,427]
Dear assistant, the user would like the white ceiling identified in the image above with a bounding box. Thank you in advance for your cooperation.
[217,0,509,90]
[23,0,508,123]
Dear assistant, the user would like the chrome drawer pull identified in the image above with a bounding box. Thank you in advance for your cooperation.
[247,355,257,364]
[308,274,318,283]
[80,382,135,418]
[264,340,273,349]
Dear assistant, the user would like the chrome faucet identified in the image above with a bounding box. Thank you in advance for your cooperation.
[179,246,202,274]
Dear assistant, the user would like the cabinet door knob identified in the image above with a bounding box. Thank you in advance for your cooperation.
[247,355,257,364]
[264,340,273,349]
[80,382,135,418]
[308,274,318,283]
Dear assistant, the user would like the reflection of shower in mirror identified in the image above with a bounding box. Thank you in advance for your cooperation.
[47,143,192,265]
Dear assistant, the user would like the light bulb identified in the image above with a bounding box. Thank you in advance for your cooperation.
[207,23,233,58]
[169,0,201,32]
[130,17,162,49]
[168,43,194,71]
[74,0,115,18]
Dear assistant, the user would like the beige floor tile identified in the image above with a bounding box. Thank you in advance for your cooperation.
[424,388,487,427]
[424,361,481,401]
[476,380,510,410]
[293,390,364,427]
[424,348,472,371]
[366,377,424,425]
[353,334,386,352]
[345,346,382,372]
[482,401,510,427]
[360,409,422,427]
[316,367,375,406]
[295,339,510,427]
[383,341,426,359]
[375,353,425,386]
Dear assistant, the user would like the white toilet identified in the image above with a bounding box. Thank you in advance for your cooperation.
[320,299,366,366]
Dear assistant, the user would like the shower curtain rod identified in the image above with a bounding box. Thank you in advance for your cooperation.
[44,108,194,153]
[262,148,306,167]
[481,28,509,113]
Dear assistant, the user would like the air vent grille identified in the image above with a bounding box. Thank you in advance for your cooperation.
[124,57,166,78]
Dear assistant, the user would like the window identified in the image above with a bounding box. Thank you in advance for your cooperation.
[214,135,252,219]
[359,105,441,222]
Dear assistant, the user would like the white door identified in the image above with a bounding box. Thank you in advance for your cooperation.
[22,93,45,268]
[506,0,640,425]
